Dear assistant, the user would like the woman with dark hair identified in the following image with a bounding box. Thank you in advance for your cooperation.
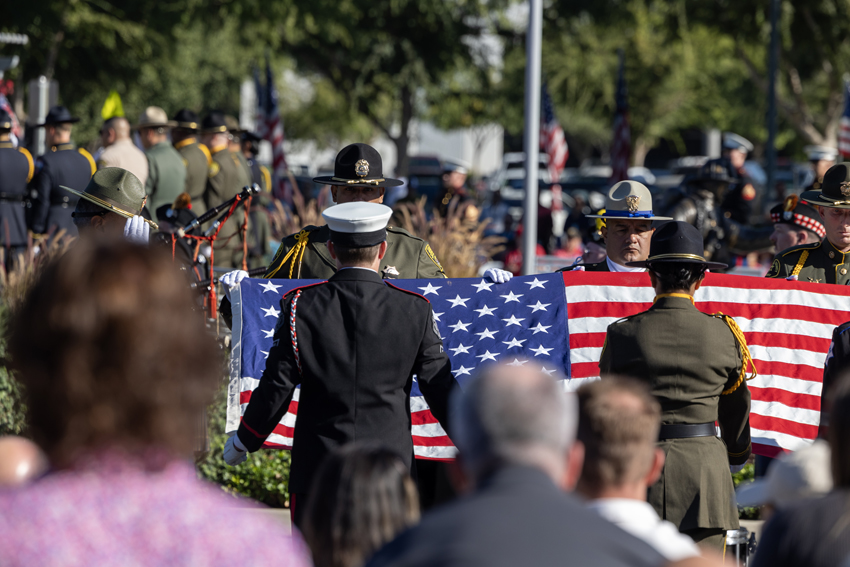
[0,241,311,567]
[598,221,755,552]
[302,444,419,567]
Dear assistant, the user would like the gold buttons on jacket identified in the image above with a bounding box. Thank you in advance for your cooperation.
[842,268,848,275]
[830,251,836,258]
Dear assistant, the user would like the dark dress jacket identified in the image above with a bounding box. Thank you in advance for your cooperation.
[237,268,454,495]
[29,143,95,235]
[366,465,664,567]
[557,259,610,272]
[824,321,850,401]
[766,239,850,285]
[0,142,33,246]
[599,295,751,532]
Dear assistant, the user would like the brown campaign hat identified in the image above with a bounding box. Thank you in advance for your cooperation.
[133,106,176,130]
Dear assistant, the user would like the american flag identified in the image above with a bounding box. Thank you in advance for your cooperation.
[540,82,568,185]
[609,50,630,184]
[255,59,290,203]
[839,78,850,159]
[226,271,845,460]
[0,94,21,145]
[226,273,570,460]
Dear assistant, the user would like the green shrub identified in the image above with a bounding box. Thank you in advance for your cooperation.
[196,386,292,508]
[732,462,759,520]
[0,306,25,436]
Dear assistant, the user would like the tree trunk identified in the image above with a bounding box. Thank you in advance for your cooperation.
[632,137,650,168]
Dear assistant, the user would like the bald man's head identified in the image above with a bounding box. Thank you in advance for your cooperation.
[101,117,131,147]
[0,436,48,487]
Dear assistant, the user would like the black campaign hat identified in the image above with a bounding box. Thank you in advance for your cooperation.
[0,109,12,131]
[172,109,201,131]
[36,105,80,127]
[313,143,403,188]
[201,111,229,134]
[770,195,825,238]
[626,220,727,270]
[801,163,850,209]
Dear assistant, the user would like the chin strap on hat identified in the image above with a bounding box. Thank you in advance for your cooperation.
[714,313,758,394]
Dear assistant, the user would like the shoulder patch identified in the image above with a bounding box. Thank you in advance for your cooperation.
[424,243,443,271]
[208,161,221,178]
[765,258,782,278]
[78,148,96,176]
[181,157,188,168]
[384,281,431,303]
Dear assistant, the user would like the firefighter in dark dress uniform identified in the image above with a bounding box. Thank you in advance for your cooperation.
[0,110,33,268]
[28,106,96,237]
[222,202,455,527]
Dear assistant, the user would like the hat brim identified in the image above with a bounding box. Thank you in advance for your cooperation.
[60,185,151,227]
[132,121,178,130]
[173,122,200,131]
[313,175,404,188]
[201,125,229,134]
[800,190,850,209]
[626,256,727,270]
[585,213,673,220]
[735,480,770,508]
[35,117,81,127]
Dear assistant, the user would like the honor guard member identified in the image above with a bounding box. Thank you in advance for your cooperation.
[223,202,455,528]
[67,167,153,244]
[436,160,471,217]
[769,195,825,255]
[135,107,186,224]
[766,163,850,284]
[225,115,253,188]
[559,180,671,272]
[241,131,272,192]
[0,110,34,268]
[97,116,148,186]
[201,111,249,269]
[171,109,211,215]
[719,132,758,225]
[803,145,838,192]
[28,105,96,237]
[599,221,754,550]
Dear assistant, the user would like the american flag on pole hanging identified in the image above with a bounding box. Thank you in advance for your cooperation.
[610,49,631,184]
[226,271,846,460]
[540,82,568,185]
[255,59,291,203]
[226,273,570,460]
[839,78,850,159]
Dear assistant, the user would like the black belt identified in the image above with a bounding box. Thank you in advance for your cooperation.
[0,193,24,202]
[658,422,716,441]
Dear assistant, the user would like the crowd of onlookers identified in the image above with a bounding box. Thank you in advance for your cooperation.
[0,239,848,567]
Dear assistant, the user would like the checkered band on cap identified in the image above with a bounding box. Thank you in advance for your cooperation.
[771,211,826,238]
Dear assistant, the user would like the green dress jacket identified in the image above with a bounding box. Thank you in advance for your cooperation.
[765,239,850,285]
[599,294,752,533]
[145,141,187,223]
[174,138,211,216]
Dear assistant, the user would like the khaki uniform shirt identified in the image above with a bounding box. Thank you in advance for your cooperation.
[599,295,751,532]
[97,139,149,186]
[174,138,211,216]
[206,144,247,266]
[765,239,850,285]
[145,141,187,223]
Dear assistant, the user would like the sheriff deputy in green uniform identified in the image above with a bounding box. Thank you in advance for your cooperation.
[766,162,850,284]
[559,180,671,272]
[599,221,754,551]
[171,109,212,216]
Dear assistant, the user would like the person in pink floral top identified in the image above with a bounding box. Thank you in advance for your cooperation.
[0,239,312,567]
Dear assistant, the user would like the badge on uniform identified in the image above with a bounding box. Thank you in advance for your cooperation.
[625,194,640,213]
[382,265,400,279]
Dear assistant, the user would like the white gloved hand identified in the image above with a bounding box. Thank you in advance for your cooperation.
[223,435,248,466]
[220,270,249,300]
[123,215,150,245]
[730,464,745,474]
[484,268,514,284]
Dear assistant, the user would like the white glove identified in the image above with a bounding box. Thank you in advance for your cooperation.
[123,216,150,245]
[223,435,248,466]
[730,464,745,474]
[485,268,514,284]
[220,270,249,300]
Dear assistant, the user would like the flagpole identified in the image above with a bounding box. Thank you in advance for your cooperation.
[522,0,543,276]
[765,0,779,196]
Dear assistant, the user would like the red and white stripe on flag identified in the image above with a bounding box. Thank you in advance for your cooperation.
[563,271,850,458]
[840,116,850,159]
[541,123,568,182]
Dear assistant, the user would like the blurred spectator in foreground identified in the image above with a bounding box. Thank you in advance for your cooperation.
[0,241,311,567]
[96,116,148,186]
[752,374,850,567]
[366,364,665,567]
[576,378,701,562]
[0,436,48,487]
[303,444,419,567]
[736,439,831,520]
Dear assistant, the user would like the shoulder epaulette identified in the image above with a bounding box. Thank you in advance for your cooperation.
[779,240,821,257]
[384,281,431,303]
[712,312,757,394]
[18,147,34,182]
[78,148,96,176]
[265,227,320,279]
[387,225,425,242]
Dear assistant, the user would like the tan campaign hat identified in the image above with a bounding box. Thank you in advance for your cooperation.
[133,106,176,130]
[585,180,672,221]
[736,439,832,508]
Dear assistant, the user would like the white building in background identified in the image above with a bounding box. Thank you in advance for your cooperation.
[240,80,504,178]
